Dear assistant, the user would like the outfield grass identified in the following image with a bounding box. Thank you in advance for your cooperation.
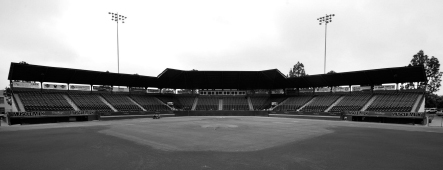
[1,117,443,170]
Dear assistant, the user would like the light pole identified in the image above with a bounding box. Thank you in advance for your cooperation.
[317,14,334,74]
[109,12,127,74]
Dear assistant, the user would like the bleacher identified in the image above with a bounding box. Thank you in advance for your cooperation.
[329,93,372,112]
[274,95,312,111]
[12,89,423,114]
[249,96,269,110]
[366,92,419,112]
[195,96,218,111]
[300,95,341,112]
[69,92,113,112]
[101,94,142,112]
[261,96,288,110]
[223,97,249,111]
[175,96,196,110]
[130,95,170,111]
[18,91,74,112]
[157,95,183,109]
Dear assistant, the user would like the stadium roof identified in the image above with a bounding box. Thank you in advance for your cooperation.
[156,68,289,89]
[8,62,158,87]
[287,65,427,88]
[8,62,427,89]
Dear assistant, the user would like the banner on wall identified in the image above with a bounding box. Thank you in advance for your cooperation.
[315,87,331,92]
[93,86,112,92]
[373,85,385,91]
[130,88,146,93]
[344,111,424,118]
[352,86,361,91]
[147,89,160,93]
[113,87,129,92]
[299,89,313,93]
[361,86,371,91]
[69,85,90,91]
[333,87,350,92]
[12,82,40,88]
[7,110,96,117]
[43,83,67,90]
[384,85,396,90]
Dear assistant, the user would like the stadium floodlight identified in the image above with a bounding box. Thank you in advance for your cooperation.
[318,14,334,74]
[108,12,127,74]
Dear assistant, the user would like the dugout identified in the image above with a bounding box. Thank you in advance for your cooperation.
[7,111,99,125]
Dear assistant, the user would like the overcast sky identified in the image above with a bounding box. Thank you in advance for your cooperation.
[1,0,442,94]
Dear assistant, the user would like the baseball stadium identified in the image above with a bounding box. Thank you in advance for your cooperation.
[1,62,443,169]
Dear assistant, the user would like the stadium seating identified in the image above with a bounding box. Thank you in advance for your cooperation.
[249,96,270,110]
[13,89,422,114]
[175,96,196,110]
[156,95,183,109]
[260,96,288,110]
[18,91,74,111]
[223,97,249,111]
[101,94,143,112]
[274,95,312,111]
[130,95,170,111]
[300,95,341,112]
[69,92,113,112]
[195,96,219,111]
[366,92,419,112]
[329,93,372,112]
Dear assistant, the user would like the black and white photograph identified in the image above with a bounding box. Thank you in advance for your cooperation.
[0,0,442,169]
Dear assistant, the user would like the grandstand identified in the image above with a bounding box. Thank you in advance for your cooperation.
[4,62,428,125]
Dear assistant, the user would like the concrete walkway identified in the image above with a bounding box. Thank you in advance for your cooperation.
[429,115,443,127]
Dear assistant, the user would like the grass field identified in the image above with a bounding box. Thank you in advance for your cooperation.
[1,116,443,170]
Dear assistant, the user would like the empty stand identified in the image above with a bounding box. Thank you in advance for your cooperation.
[329,93,372,113]
[175,96,196,110]
[195,96,219,111]
[274,95,312,111]
[249,96,269,110]
[157,95,183,109]
[130,95,170,111]
[366,92,419,112]
[298,95,341,112]
[101,94,143,112]
[69,93,113,112]
[18,91,74,111]
[260,96,288,110]
[223,97,249,111]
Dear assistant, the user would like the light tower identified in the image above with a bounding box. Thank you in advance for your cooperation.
[109,12,127,74]
[317,14,334,74]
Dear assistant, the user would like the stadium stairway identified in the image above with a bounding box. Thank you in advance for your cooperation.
[10,97,19,112]
[191,97,198,111]
[154,97,173,110]
[411,94,424,112]
[271,97,289,110]
[98,95,117,112]
[296,97,316,111]
[219,98,223,110]
[361,95,377,111]
[63,94,80,111]
[13,94,25,112]
[325,96,344,112]
[127,96,147,111]
[247,97,253,111]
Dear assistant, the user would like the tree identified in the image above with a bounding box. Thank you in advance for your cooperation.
[408,50,442,94]
[327,70,336,74]
[288,61,307,78]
